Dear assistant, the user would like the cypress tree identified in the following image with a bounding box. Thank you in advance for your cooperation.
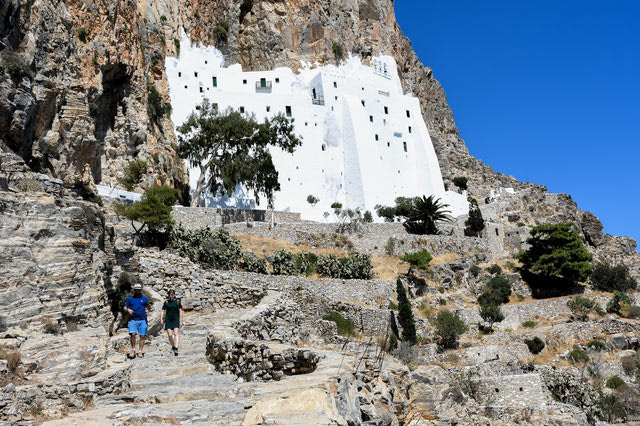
[396,278,417,344]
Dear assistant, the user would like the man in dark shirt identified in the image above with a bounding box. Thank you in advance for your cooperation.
[124,283,149,358]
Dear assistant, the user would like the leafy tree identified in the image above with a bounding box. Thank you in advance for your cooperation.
[590,262,637,292]
[487,264,502,275]
[119,159,147,191]
[401,249,433,275]
[479,304,504,332]
[567,296,598,321]
[433,310,467,349]
[396,278,417,344]
[177,100,301,207]
[606,291,632,316]
[477,275,512,306]
[464,204,485,236]
[147,84,171,125]
[515,223,593,283]
[213,21,229,43]
[363,210,373,223]
[453,176,468,190]
[115,185,177,242]
[524,337,545,354]
[332,42,344,62]
[403,195,451,235]
[306,194,319,207]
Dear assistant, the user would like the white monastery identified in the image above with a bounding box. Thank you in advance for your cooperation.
[166,33,468,221]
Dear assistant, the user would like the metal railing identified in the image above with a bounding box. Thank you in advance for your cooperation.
[255,80,272,92]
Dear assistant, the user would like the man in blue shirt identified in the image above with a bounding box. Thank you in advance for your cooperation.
[124,283,149,358]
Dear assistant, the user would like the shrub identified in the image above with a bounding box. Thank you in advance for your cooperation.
[388,301,398,311]
[363,210,373,223]
[384,237,397,256]
[213,21,229,43]
[477,275,511,306]
[469,265,481,277]
[119,159,147,191]
[77,28,88,42]
[524,336,545,354]
[522,320,537,328]
[272,249,296,275]
[606,375,625,389]
[487,264,502,275]
[464,204,485,236]
[241,252,267,274]
[295,251,318,276]
[332,42,344,61]
[567,296,598,321]
[1,49,32,80]
[433,310,467,349]
[438,298,447,305]
[453,176,468,190]
[587,339,604,351]
[401,249,433,274]
[42,316,61,335]
[596,394,626,422]
[330,202,342,209]
[339,253,374,279]
[170,226,241,270]
[590,262,637,292]
[306,194,319,206]
[147,84,171,125]
[621,356,636,376]
[174,38,181,55]
[568,348,589,364]
[317,254,341,278]
[396,279,416,344]
[606,291,631,315]
[323,312,356,337]
[6,350,21,374]
[479,304,504,332]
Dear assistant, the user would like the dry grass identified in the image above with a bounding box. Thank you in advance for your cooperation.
[372,256,406,280]
[431,252,462,266]
[235,234,347,258]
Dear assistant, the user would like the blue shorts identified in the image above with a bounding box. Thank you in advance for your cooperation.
[128,319,147,336]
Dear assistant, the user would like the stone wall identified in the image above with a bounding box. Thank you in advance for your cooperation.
[172,206,301,229]
[471,373,548,409]
[463,344,530,365]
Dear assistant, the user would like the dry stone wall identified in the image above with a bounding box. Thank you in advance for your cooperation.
[471,373,548,409]
[172,206,301,229]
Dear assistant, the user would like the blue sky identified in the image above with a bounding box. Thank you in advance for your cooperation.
[394,1,640,248]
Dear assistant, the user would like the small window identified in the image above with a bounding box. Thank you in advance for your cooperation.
[266,106,271,112]
[288,178,291,181]
[387,142,390,147]
[495,229,499,236]
[285,106,292,117]
[275,78,280,83]
[240,106,245,113]
[403,141,407,152]
[212,76,217,87]
[184,85,188,89]
[321,144,326,151]
[383,118,387,125]
[199,87,203,93]
[178,72,182,77]
[194,72,198,77]
[361,100,365,106]
[331,106,334,111]
[375,134,379,141]
[384,106,389,114]
[260,77,266,87]
[519,387,523,392]
[369,115,373,122]
[243,79,247,84]
[495,389,499,393]
[305,122,308,126]
[408,126,412,133]
[333,81,337,88]
[334,96,338,100]
[406,110,411,118]
[204,60,208,64]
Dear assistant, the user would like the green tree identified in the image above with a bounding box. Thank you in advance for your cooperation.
[213,21,229,43]
[433,310,467,349]
[464,204,485,236]
[567,296,598,321]
[477,275,512,306]
[396,278,417,344]
[479,304,504,332]
[606,291,632,316]
[515,223,593,283]
[401,249,433,275]
[590,262,637,292]
[306,194,319,207]
[332,42,344,62]
[403,195,451,235]
[177,100,301,207]
[453,176,468,190]
[147,84,171,125]
[115,185,177,242]
[119,159,148,191]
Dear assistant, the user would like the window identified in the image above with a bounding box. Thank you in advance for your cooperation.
[333,81,337,88]
[194,72,198,77]
[212,76,217,87]
[266,106,271,112]
[403,141,407,152]
[383,118,386,125]
[408,126,412,133]
[204,60,208,64]
[387,142,390,147]
[384,106,389,114]
[184,85,187,89]
[240,106,245,113]
[178,72,182,77]
[369,115,373,122]
[243,79,247,84]
[375,134,379,141]
[305,122,308,126]
[361,100,365,106]
[285,106,292,117]
[260,77,266,87]
[199,87,203,93]
[321,144,326,151]
[334,96,338,100]
[406,110,411,118]
[275,78,280,83]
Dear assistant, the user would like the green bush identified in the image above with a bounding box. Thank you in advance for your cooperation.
[147,84,171,125]
[433,310,467,349]
[388,332,398,351]
[464,204,485,236]
[316,253,374,279]
[363,210,373,223]
[453,176,468,190]
[606,375,625,389]
[306,194,319,206]
[568,348,589,364]
[323,312,356,337]
[524,336,545,354]
[272,249,296,275]
[567,296,598,321]
[469,265,481,277]
[606,291,632,315]
[77,28,88,42]
[170,226,241,270]
[317,254,341,277]
[522,320,537,328]
[401,249,433,274]
[477,275,511,306]
[595,394,626,422]
[487,264,502,275]
[590,262,637,292]
[241,252,267,274]
[587,339,604,351]
[479,304,504,332]
[119,159,147,191]
[213,21,229,43]
[330,202,342,209]
[295,251,318,276]
[332,42,344,61]
[396,279,416,344]
[174,38,181,55]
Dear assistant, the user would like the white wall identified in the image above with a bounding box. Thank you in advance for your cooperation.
[165,31,468,221]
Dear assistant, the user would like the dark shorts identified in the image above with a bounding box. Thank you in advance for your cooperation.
[164,319,180,330]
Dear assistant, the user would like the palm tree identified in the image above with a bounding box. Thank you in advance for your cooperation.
[403,195,451,235]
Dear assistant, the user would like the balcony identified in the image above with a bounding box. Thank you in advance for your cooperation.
[255,80,272,92]
[311,97,325,106]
